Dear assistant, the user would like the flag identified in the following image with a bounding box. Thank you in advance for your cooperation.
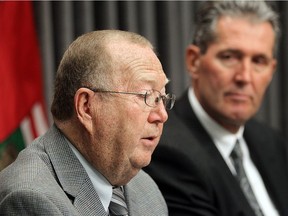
[0,1,49,170]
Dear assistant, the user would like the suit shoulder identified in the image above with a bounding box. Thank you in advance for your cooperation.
[160,110,199,144]
[245,119,285,142]
[0,135,56,195]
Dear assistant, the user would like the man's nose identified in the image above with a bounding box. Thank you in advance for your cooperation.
[149,102,169,124]
[234,59,252,83]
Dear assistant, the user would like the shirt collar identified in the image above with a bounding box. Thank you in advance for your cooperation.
[188,87,244,159]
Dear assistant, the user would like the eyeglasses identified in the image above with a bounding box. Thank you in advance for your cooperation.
[83,87,176,110]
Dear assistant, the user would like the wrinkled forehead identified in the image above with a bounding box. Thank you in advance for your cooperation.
[214,16,276,49]
[109,42,165,75]
[108,41,156,62]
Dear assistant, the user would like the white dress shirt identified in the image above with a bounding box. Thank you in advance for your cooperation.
[67,139,112,213]
[188,87,278,216]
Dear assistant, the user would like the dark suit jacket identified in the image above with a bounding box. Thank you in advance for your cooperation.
[0,125,168,215]
[144,90,288,216]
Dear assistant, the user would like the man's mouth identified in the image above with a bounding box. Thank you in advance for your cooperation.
[225,92,251,102]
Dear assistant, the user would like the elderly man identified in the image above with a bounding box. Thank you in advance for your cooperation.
[0,30,175,215]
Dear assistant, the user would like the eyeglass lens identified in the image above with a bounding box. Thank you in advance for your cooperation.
[145,90,175,110]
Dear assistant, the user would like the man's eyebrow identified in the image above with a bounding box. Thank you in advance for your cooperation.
[219,49,271,58]
[218,49,243,54]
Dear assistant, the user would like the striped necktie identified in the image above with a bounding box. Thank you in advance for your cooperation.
[109,187,128,216]
[230,139,264,216]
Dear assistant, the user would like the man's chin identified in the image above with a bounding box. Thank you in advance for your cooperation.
[131,157,151,169]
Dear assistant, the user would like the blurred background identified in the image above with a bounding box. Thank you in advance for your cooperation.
[1,1,288,170]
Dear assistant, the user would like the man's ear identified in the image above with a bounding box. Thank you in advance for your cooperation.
[186,44,201,79]
[74,88,94,132]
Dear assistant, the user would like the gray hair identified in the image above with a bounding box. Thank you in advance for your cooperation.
[51,30,153,121]
[193,1,280,55]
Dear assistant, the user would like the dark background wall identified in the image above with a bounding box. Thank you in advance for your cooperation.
[33,1,288,137]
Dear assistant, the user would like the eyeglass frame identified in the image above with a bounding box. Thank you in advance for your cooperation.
[82,86,176,110]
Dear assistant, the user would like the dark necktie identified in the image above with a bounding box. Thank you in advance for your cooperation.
[109,187,128,216]
[230,140,264,216]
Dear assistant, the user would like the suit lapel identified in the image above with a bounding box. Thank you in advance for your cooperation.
[124,184,139,215]
[174,91,254,212]
[244,122,288,215]
[44,125,107,216]
[174,91,233,178]
[73,177,107,216]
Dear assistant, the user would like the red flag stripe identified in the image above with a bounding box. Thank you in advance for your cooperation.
[0,1,47,142]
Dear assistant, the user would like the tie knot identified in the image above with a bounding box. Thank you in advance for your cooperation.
[230,139,243,161]
[109,187,128,216]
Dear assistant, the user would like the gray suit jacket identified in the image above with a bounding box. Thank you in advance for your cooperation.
[0,125,168,215]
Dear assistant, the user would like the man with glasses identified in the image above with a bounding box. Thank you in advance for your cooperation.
[145,1,288,216]
[0,30,174,215]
